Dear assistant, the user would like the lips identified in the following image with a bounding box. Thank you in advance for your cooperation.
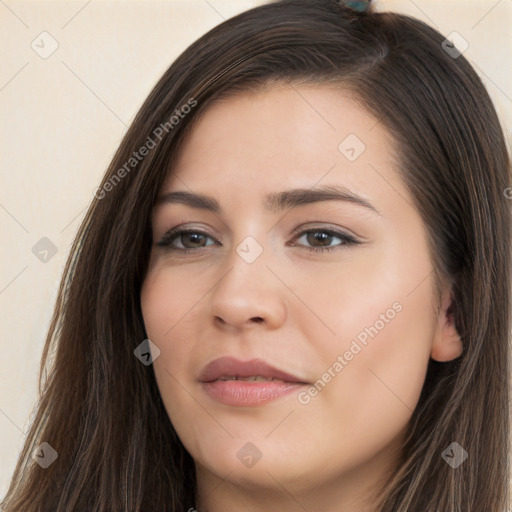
[198,356,308,384]
[198,357,309,406]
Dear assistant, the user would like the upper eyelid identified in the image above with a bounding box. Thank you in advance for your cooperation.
[156,219,359,236]
[156,225,216,244]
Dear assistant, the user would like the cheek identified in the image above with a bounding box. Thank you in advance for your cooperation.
[319,275,433,426]
[141,257,224,370]
[141,269,204,445]
[141,264,197,340]
[288,289,434,477]
[294,244,436,451]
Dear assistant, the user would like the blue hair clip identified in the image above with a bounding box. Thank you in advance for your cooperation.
[339,0,371,13]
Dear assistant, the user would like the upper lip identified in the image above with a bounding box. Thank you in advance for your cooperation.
[198,356,308,384]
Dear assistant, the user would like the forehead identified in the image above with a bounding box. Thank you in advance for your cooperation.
[162,85,404,213]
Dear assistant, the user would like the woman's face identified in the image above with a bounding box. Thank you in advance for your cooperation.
[141,85,461,508]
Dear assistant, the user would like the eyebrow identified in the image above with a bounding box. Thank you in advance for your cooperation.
[156,185,381,216]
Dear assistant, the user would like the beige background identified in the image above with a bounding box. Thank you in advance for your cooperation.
[1,0,511,498]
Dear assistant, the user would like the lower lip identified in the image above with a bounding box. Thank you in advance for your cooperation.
[201,380,305,406]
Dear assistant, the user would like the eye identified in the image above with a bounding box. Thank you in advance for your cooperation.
[156,225,360,254]
[289,227,360,253]
[157,228,218,252]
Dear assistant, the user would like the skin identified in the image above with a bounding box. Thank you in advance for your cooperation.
[140,85,462,511]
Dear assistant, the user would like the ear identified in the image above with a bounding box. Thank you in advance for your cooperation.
[430,286,463,362]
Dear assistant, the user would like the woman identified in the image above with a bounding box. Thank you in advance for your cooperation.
[2,0,510,510]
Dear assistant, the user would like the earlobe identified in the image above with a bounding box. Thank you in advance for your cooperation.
[430,289,463,362]
[431,331,462,362]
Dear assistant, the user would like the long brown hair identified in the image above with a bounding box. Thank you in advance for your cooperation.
[2,1,510,510]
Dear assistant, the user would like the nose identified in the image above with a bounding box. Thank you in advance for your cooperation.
[209,242,287,332]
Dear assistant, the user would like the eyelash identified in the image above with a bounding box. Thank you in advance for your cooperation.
[156,226,360,254]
